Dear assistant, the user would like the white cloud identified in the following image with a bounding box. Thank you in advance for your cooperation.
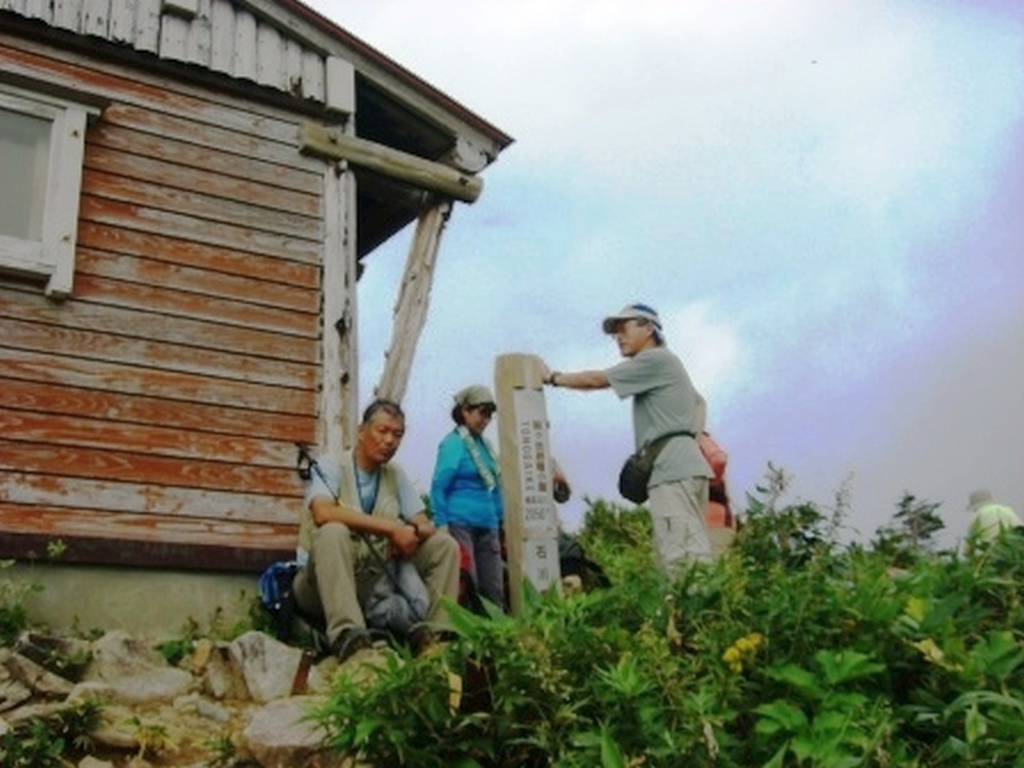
[319,0,1024,537]
[663,301,742,407]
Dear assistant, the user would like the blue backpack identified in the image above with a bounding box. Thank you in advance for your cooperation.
[258,560,300,641]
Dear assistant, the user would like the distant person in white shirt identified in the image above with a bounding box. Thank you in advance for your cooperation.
[965,488,1022,554]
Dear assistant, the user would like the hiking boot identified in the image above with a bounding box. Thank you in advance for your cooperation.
[331,628,372,662]
[410,626,455,657]
[408,625,435,656]
[367,627,393,650]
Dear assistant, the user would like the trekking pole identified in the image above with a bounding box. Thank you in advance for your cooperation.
[294,443,425,623]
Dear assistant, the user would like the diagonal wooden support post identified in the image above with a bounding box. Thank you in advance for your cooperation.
[376,199,451,403]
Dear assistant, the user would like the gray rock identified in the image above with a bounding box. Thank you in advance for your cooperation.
[77,756,116,768]
[66,680,116,705]
[4,651,75,697]
[188,639,248,700]
[173,691,230,723]
[0,675,32,712]
[3,699,65,726]
[243,696,350,768]
[2,629,364,767]
[14,631,92,680]
[84,630,165,680]
[80,629,194,704]
[229,631,304,704]
[306,656,341,695]
[101,666,194,705]
[90,702,142,751]
[196,697,232,723]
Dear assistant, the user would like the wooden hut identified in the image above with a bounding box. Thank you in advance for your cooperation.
[0,0,511,628]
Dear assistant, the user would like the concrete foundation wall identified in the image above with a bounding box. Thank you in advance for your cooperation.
[8,563,258,640]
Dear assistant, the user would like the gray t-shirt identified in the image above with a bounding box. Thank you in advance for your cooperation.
[606,346,712,486]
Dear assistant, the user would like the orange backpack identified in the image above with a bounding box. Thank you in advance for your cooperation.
[700,432,728,484]
[700,432,733,528]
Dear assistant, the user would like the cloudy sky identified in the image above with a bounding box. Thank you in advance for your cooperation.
[309,0,1023,547]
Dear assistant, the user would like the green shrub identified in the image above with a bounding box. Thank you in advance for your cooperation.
[311,475,1024,767]
[0,698,104,768]
[158,602,258,666]
[0,559,41,646]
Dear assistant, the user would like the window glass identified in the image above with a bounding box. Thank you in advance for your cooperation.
[0,106,51,241]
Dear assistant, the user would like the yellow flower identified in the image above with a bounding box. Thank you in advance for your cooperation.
[723,632,765,674]
[736,633,764,653]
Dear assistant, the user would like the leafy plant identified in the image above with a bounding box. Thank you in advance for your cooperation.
[873,492,947,568]
[204,735,239,767]
[0,718,65,768]
[0,559,42,646]
[158,602,257,666]
[126,715,175,759]
[0,698,103,768]
[158,616,203,665]
[754,649,891,767]
[308,470,1024,767]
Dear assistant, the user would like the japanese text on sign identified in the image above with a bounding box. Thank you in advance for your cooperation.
[512,388,558,538]
[523,538,557,592]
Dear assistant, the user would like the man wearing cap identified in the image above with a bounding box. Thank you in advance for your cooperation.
[542,303,714,574]
[965,488,1022,554]
[430,385,506,608]
[293,399,461,660]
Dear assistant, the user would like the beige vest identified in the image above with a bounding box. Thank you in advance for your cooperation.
[298,450,402,559]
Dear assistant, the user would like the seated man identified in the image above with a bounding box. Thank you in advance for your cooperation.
[292,399,461,660]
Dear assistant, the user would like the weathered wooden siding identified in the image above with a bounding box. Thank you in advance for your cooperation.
[0,30,325,570]
[0,0,328,104]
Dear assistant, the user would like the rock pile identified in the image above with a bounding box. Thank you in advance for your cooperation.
[0,629,373,767]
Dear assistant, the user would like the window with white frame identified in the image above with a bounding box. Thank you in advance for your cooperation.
[0,84,99,299]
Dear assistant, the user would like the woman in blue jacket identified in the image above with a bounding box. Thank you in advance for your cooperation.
[430,385,505,609]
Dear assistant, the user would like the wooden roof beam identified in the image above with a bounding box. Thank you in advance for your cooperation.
[300,121,483,203]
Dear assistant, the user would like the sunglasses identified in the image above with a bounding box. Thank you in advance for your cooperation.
[470,403,497,415]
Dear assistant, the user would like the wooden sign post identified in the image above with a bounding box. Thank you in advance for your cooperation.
[494,353,561,614]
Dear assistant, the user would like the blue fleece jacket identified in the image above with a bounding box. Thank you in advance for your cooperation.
[429,429,503,529]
